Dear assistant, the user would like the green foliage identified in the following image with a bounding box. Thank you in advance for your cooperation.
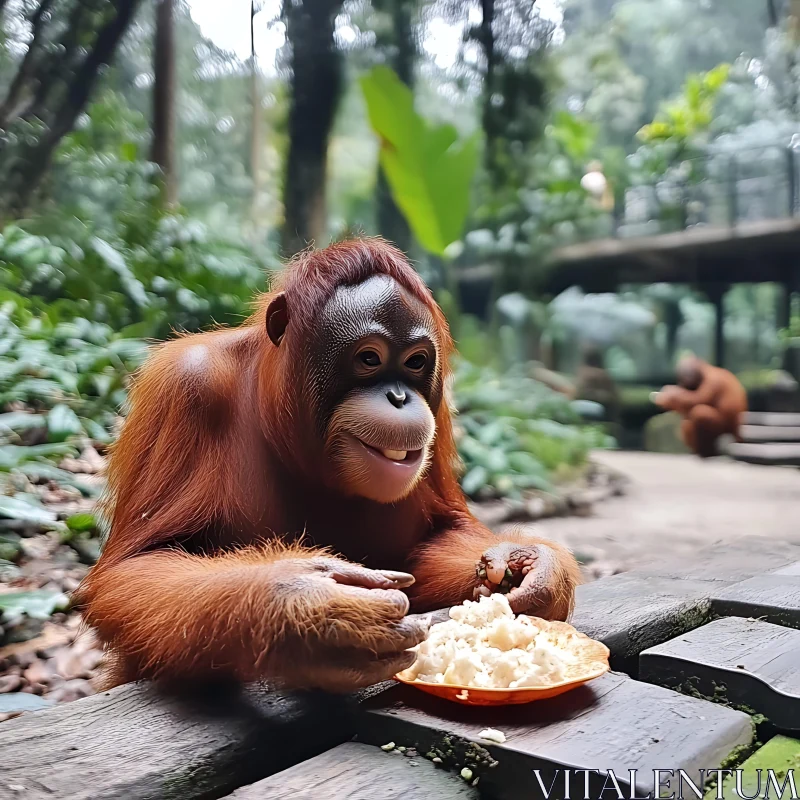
[0,589,69,625]
[638,65,731,147]
[467,110,610,291]
[66,512,97,534]
[0,96,268,340]
[453,359,615,500]
[0,217,264,341]
[0,299,148,453]
[360,66,480,257]
[549,111,598,164]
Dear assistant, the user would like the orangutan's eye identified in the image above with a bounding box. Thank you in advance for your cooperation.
[405,353,427,372]
[359,350,381,368]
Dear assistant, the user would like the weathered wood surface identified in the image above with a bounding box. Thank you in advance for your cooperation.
[723,442,800,466]
[739,424,800,442]
[742,412,800,427]
[636,537,800,584]
[224,742,478,799]
[711,563,800,628]
[640,617,800,732]
[548,217,800,294]
[706,735,800,799]
[570,537,800,668]
[357,672,754,800]
[0,681,384,800]
[571,575,713,670]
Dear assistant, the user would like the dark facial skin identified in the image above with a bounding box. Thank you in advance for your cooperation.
[309,275,440,503]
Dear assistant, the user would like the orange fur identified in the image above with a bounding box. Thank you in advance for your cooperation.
[75,238,580,690]
[659,361,747,457]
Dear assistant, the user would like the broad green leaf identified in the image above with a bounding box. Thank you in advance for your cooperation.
[15,462,101,497]
[0,494,57,526]
[0,442,76,469]
[0,693,51,713]
[461,465,489,497]
[0,532,21,561]
[0,589,69,621]
[360,66,480,256]
[66,512,96,533]
[0,558,21,581]
[90,237,149,307]
[0,412,46,434]
[359,64,422,154]
[47,404,84,442]
[120,141,138,162]
[80,417,112,445]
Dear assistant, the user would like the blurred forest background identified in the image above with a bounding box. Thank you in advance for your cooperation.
[2,0,800,704]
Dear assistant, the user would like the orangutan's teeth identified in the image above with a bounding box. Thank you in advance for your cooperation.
[382,449,407,461]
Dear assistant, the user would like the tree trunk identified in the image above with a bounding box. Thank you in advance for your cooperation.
[375,0,414,254]
[0,0,142,219]
[480,0,498,181]
[249,0,262,221]
[152,0,177,207]
[281,0,344,257]
[0,0,57,129]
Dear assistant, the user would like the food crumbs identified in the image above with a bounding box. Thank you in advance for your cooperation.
[478,728,506,744]
[381,742,395,751]
[460,768,473,782]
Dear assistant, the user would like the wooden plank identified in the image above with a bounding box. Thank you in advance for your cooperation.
[739,425,800,443]
[636,537,800,585]
[571,575,714,670]
[223,742,478,799]
[705,735,800,799]
[742,412,800,427]
[357,673,754,800]
[546,218,800,293]
[0,680,387,800]
[724,442,800,466]
[711,563,800,628]
[640,617,800,733]
[570,537,800,669]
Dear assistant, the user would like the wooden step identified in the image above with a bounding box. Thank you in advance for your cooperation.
[223,742,478,799]
[358,672,754,800]
[739,424,800,442]
[723,442,800,466]
[742,412,800,427]
[0,681,377,800]
[640,616,800,733]
[711,561,800,628]
[572,537,800,669]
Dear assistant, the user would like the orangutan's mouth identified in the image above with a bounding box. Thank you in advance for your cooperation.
[358,440,424,465]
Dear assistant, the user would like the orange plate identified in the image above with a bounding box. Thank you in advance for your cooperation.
[394,618,610,707]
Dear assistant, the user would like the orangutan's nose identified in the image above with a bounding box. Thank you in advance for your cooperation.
[386,384,407,409]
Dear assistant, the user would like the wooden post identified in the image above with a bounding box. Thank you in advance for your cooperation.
[727,154,739,228]
[778,281,792,331]
[708,284,728,367]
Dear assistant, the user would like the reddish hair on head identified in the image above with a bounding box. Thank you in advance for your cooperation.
[265,237,449,346]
